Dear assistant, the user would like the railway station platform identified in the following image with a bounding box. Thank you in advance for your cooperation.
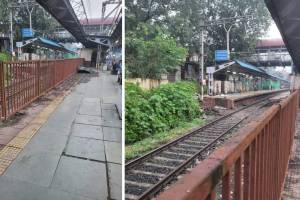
[203,89,288,109]
[282,108,300,199]
[0,71,121,200]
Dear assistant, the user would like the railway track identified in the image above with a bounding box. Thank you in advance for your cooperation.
[125,96,281,200]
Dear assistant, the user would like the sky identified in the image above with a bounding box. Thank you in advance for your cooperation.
[81,0,118,19]
[264,22,282,39]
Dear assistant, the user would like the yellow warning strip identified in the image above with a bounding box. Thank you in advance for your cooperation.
[0,90,72,175]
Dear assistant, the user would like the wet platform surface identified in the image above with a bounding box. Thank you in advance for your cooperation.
[282,108,300,199]
[0,71,122,200]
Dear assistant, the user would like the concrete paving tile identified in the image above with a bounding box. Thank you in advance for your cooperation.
[103,96,120,105]
[78,102,101,116]
[75,115,103,126]
[4,151,61,187]
[103,127,121,143]
[101,103,117,111]
[108,163,122,200]
[104,141,121,164]
[51,156,108,200]
[102,109,120,121]
[65,137,105,161]
[82,98,101,103]
[72,123,103,140]
[38,119,72,136]
[102,118,121,128]
[0,176,92,200]
[24,133,68,155]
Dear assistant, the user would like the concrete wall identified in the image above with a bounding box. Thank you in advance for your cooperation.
[79,48,93,61]
[127,78,169,90]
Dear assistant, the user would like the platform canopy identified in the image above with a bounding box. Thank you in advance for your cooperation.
[265,0,300,73]
[213,60,289,82]
[19,37,76,54]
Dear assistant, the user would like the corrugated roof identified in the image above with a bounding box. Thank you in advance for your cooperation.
[235,60,266,74]
[39,37,62,48]
[236,60,290,82]
[215,60,289,83]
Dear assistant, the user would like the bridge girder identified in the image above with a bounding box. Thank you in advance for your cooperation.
[35,0,103,48]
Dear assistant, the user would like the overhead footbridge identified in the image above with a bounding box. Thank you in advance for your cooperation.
[35,0,121,49]
[265,0,300,72]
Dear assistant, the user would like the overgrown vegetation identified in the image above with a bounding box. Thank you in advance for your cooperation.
[0,52,11,61]
[125,81,202,144]
[126,118,205,160]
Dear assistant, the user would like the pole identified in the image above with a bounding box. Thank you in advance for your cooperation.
[224,24,232,60]
[10,8,13,60]
[26,1,34,30]
[29,12,32,30]
[226,29,230,56]
[201,30,204,100]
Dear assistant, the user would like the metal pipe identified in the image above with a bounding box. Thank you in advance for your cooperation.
[201,30,204,100]
[10,8,13,60]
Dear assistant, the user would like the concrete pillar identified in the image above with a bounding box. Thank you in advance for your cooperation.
[290,74,300,91]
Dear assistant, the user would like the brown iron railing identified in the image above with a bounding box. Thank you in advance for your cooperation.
[157,90,299,200]
[0,58,83,120]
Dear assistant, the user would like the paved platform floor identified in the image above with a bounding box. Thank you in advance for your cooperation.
[0,71,122,200]
[207,89,286,100]
[282,108,300,199]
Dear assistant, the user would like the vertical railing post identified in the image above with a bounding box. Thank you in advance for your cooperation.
[37,60,41,96]
[0,62,7,120]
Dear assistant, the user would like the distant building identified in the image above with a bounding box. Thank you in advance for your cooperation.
[246,38,292,67]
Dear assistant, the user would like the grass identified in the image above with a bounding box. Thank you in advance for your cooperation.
[125,118,206,161]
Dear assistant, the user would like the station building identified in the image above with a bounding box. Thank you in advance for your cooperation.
[207,59,289,96]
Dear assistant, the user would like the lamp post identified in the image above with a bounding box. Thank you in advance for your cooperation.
[10,8,13,59]
[224,24,233,60]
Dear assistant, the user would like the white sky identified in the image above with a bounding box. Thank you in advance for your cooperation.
[81,0,118,19]
[264,22,282,39]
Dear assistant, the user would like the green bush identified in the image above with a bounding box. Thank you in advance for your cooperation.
[0,52,11,61]
[125,81,202,144]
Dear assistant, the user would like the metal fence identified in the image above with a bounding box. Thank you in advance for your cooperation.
[0,58,83,120]
[157,90,299,200]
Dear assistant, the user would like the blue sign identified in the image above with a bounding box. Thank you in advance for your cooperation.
[21,28,34,38]
[215,50,229,62]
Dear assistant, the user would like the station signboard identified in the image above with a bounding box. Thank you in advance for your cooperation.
[206,66,215,74]
[215,50,229,62]
[21,28,34,38]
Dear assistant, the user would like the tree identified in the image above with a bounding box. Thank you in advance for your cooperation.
[126,23,187,79]
[126,0,272,65]
[0,0,59,41]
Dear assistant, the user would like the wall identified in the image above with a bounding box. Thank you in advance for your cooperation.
[127,78,169,90]
[79,48,94,67]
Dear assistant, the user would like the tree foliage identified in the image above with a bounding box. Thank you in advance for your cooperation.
[126,0,272,65]
[126,24,187,79]
[0,0,59,42]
